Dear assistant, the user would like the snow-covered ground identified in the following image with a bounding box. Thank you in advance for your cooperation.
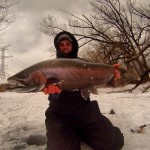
[0,84,150,150]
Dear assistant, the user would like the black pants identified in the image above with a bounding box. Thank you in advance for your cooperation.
[45,101,124,150]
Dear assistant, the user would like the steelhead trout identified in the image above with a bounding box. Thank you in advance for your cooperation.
[7,58,117,99]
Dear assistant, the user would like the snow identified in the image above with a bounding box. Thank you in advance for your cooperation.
[0,84,150,150]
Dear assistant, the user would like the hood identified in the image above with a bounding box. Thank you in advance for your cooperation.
[54,31,79,58]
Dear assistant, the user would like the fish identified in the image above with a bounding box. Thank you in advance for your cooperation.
[7,58,117,99]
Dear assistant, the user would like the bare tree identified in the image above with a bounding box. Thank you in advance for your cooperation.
[40,0,150,83]
[0,0,19,38]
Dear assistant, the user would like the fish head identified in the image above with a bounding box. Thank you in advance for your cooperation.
[7,69,47,92]
[8,71,29,86]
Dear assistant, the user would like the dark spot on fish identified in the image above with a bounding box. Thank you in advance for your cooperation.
[46,78,59,85]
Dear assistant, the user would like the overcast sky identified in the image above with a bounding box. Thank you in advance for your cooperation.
[1,0,149,78]
[3,0,90,77]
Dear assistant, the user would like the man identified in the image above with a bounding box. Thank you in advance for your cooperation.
[43,31,124,150]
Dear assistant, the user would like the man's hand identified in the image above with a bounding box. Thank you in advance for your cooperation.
[43,84,61,95]
[114,64,121,80]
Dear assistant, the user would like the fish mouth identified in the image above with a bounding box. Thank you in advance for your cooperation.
[7,79,45,92]
[7,79,29,88]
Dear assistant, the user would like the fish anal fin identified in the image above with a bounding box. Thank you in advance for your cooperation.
[81,89,90,100]
[81,86,98,100]
[88,86,98,95]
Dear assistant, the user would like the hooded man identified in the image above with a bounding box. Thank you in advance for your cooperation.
[44,31,124,150]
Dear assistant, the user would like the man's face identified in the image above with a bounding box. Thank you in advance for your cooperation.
[58,39,73,54]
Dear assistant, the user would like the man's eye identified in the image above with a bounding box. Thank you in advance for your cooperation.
[59,43,64,46]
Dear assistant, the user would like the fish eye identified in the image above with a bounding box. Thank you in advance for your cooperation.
[17,74,28,79]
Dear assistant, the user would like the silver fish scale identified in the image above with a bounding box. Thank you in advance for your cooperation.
[7,58,115,93]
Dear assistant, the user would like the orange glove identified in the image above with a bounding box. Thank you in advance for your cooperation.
[113,64,121,80]
[43,84,61,95]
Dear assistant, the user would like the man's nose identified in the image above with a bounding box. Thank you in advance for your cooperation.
[63,45,67,49]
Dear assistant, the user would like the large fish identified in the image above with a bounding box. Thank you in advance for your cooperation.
[7,58,117,99]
